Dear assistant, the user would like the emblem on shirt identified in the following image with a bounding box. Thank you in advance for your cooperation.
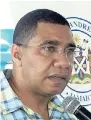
[61,17,91,108]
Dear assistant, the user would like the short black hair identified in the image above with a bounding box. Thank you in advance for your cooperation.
[13,9,70,45]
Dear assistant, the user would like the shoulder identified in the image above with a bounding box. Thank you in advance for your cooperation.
[0,69,10,89]
[0,70,5,81]
[0,70,7,88]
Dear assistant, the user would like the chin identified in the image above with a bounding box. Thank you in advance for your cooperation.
[44,86,66,96]
[50,89,64,95]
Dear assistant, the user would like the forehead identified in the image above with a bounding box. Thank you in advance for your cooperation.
[28,22,74,46]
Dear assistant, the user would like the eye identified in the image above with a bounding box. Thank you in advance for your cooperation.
[44,45,57,53]
[66,47,76,56]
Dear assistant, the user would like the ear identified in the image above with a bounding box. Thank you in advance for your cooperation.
[11,44,23,67]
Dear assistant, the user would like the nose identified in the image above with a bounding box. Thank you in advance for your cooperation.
[53,53,72,69]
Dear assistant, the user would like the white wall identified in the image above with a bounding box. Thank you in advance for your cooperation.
[0,0,91,28]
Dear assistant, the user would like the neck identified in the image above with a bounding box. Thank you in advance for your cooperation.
[9,70,51,113]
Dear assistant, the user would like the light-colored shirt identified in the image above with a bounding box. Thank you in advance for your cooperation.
[0,69,76,120]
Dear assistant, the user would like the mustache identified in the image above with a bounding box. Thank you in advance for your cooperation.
[48,69,70,76]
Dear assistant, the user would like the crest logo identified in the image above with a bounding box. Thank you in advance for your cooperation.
[61,17,91,110]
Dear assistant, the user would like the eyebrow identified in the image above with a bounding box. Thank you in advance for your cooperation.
[66,43,76,48]
[40,40,60,46]
[40,40,76,48]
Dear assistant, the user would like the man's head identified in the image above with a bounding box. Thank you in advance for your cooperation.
[11,9,76,96]
[13,9,70,45]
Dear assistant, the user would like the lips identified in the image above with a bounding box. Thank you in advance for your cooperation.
[48,74,67,82]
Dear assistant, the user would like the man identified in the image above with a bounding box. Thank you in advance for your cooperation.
[0,9,77,120]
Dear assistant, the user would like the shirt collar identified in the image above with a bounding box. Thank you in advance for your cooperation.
[49,95,64,112]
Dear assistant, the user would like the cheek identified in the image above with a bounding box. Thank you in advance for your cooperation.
[68,67,72,76]
[30,58,52,75]
[22,52,52,77]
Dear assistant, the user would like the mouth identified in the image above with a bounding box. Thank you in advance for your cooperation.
[48,74,67,83]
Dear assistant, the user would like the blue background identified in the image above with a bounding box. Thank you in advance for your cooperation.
[0,29,14,69]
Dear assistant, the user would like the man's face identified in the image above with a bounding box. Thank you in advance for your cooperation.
[18,22,75,96]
